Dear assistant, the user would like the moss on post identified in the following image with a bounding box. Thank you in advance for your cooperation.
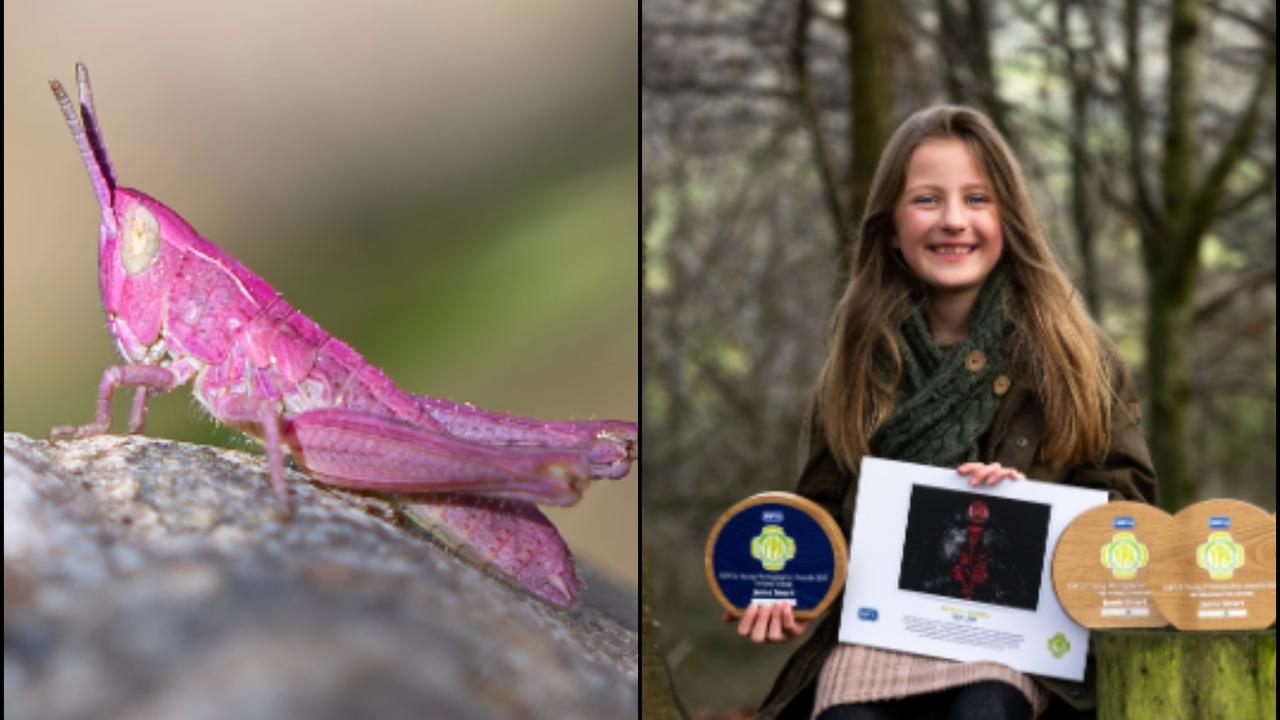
[1095,629,1275,719]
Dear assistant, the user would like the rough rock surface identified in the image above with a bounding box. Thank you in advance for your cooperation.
[4,432,637,720]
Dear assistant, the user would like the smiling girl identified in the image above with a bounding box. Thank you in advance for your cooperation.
[737,107,1157,719]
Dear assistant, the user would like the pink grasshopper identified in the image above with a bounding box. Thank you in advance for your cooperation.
[47,63,637,608]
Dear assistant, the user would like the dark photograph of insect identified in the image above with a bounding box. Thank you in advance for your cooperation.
[898,485,1050,611]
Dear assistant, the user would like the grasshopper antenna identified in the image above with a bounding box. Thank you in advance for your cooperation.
[49,62,116,219]
[76,62,118,190]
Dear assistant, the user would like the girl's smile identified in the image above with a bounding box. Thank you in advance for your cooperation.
[926,243,978,260]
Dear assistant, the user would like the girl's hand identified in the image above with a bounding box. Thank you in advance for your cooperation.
[957,462,1025,487]
[722,603,810,643]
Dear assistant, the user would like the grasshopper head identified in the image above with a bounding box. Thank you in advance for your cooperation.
[50,63,178,360]
[52,64,275,364]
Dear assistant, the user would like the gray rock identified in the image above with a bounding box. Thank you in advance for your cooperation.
[4,432,636,720]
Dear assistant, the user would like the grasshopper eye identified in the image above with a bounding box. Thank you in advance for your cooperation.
[120,203,161,275]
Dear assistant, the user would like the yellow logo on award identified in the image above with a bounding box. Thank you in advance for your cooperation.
[751,525,796,571]
[1047,632,1071,659]
[1196,532,1245,581]
[1100,532,1149,580]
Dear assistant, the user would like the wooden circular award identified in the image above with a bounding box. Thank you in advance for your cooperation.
[1052,501,1172,628]
[1147,499,1276,631]
[705,492,847,619]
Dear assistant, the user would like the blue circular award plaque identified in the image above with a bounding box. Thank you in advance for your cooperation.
[705,492,848,619]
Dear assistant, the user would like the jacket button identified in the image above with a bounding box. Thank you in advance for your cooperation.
[1015,436,1029,448]
[964,350,987,372]
[993,375,1010,396]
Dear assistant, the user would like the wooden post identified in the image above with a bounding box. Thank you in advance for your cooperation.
[1094,629,1276,719]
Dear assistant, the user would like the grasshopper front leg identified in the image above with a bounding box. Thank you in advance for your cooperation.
[51,363,186,439]
[280,408,598,506]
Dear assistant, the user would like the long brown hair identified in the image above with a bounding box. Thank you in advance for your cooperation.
[813,105,1114,472]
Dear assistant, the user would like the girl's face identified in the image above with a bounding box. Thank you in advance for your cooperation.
[892,138,1003,294]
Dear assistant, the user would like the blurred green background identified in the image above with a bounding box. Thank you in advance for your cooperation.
[4,2,637,587]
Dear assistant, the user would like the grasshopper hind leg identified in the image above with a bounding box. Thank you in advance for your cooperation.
[400,495,581,607]
[279,407,595,507]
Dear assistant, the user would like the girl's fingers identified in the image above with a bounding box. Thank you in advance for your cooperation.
[767,605,785,642]
[781,604,801,636]
[983,466,1025,485]
[750,606,771,643]
[729,603,809,642]
[960,463,1026,486]
[738,603,759,636]
[968,463,994,485]
[992,467,1021,485]
[955,463,1029,486]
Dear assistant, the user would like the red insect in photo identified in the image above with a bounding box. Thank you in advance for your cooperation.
[951,500,991,599]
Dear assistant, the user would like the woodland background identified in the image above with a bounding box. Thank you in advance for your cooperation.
[641,0,1275,715]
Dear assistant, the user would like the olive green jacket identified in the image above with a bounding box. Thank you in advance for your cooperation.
[757,345,1157,719]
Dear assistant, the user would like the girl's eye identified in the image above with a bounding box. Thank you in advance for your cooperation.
[911,194,990,206]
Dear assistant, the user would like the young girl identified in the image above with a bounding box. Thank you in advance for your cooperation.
[735,106,1156,720]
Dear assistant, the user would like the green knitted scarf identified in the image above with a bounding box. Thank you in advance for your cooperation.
[869,264,1012,467]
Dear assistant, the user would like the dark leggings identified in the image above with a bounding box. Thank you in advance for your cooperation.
[815,681,1032,720]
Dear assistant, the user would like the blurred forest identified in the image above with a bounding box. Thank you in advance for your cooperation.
[642,0,1275,715]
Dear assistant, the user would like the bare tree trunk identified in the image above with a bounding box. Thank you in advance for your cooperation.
[1060,0,1100,316]
[962,0,1016,147]
[1133,0,1276,510]
[791,0,851,251]
[1146,0,1203,512]
[842,0,896,285]
[1146,290,1196,509]
[933,0,1017,151]
[935,0,965,101]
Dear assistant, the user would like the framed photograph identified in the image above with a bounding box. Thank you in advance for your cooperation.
[838,457,1108,681]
